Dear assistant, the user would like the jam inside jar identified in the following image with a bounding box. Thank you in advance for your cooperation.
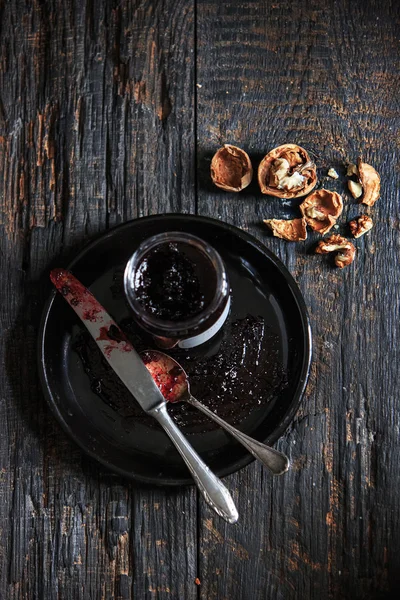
[124,232,230,349]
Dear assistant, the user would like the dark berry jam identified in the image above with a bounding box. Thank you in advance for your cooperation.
[134,242,216,322]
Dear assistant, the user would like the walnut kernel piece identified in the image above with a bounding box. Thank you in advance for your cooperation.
[357,159,380,206]
[327,168,339,179]
[210,145,253,192]
[346,163,359,177]
[348,180,363,199]
[264,218,307,241]
[349,215,373,238]
[315,234,356,268]
[299,189,343,235]
[258,144,317,198]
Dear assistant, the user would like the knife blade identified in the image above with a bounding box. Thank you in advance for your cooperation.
[50,268,239,524]
[50,268,165,413]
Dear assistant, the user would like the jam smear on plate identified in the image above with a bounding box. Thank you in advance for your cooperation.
[73,313,287,433]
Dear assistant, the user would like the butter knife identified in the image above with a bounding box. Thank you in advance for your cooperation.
[50,268,238,524]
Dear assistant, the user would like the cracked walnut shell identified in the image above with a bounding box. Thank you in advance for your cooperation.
[258,144,317,199]
[264,218,307,241]
[349,215,373,238]
[315,234,356,268]
[347,159,380,206]
[357,158,380,206]
[211,145,253,192]
[300,189,343,235]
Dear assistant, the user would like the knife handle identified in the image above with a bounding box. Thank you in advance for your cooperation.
[150,404,238,524]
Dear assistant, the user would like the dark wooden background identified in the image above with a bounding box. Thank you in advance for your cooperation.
[1,0,399,598]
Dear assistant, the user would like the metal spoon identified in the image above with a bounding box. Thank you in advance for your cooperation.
[141,350,290,475]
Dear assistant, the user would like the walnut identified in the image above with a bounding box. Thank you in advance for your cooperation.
[210,145,253,192]
[327,168,339,179]
[349,215,373,238]
[357,158,380,206]
[258,144,317,198]
[315,234,356,268]
[348,180,363,199]
[299,189,343,234]
[264,218,307,241]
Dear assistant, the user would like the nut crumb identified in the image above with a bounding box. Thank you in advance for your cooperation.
[346,163,359,177]
[348,180,363,199]
[315,234,356,268]
[327,168,339,179]
[300,189,343,234]
[195,578,201,586]
[349,215,373,238]
[196,83,202,88]
[264,218,307,241]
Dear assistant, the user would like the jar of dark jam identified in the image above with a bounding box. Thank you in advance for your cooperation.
[124,232,230,349]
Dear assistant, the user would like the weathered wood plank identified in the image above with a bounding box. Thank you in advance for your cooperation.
[0,0,197,598]
[196,1,400,598]
[1,0,400,598]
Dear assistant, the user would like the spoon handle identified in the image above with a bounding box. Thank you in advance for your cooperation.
[186,396,289,475]
[150,403,238,524]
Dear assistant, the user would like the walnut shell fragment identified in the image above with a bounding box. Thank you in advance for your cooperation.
[211,145,253,192]
[357,158,380,206]
[315,234,356,268]
[300,189,343,234]
[258,144,317,199]
[264,218,307,241]
[349,215,373,238]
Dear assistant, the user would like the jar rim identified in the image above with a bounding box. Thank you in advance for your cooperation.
[123,232,229,336]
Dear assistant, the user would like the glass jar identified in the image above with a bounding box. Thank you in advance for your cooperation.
[124,232,230,349]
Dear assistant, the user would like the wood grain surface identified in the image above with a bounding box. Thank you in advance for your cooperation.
[0,0,399,598]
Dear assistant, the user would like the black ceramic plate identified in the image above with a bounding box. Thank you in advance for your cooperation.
[38,215,312,485]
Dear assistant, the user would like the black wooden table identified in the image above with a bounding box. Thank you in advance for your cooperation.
[1,1,399,598]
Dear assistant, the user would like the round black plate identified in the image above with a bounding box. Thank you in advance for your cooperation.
[38,215,312,485]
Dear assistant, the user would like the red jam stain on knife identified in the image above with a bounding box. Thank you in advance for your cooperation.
[50,268,132,357]
[96,324,127,343]
[50,268,102,321]
[95,325,132,357]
